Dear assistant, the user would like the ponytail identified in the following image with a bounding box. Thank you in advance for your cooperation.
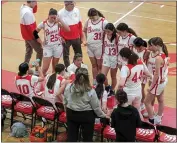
[127,28,137,37]
[95,84,104,100]
[162,43,168,57]
[47,73,57,90]
[97,10,105,18]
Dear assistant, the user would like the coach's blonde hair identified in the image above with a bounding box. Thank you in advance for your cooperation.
[71,68,92,95]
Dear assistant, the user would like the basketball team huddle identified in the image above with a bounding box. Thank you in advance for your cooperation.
[17,0,169,132]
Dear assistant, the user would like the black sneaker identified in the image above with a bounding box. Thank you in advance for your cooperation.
[149,118,154,124]
[108,90,115,97]
[105,85,111,93]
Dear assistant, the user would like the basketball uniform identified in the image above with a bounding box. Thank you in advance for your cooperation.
[121,60,148,109]
[85,17,108,59]
[147,52,168,95]
[134,48,149,84]
[67,63,88,74]
[102,34,119,69]
[37,20,63,58]
[117,34,136,66]
[44,74,65,103]
[15,75,39,97]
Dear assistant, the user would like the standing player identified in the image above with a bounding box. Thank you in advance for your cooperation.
[133,37,150,113]
[116,23,137,69]
[101,23,119,94]
[15,62,44,99]
[44,64,70,103]
[83,8,108,85]
[145,37,169,124]
[33,8,70,75]
[118,48,152,120]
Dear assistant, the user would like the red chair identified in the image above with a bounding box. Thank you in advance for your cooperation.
[55,102,67,138]
[136,121,157,142]
[32,96,58,141]
[156,125,177,142]
[103,125,116,141]
[10,92,36,131]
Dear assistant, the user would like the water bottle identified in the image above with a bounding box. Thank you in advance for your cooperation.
[30,59,40,68]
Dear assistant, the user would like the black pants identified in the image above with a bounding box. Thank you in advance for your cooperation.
[63,38,82,68]
[66,108,95,142]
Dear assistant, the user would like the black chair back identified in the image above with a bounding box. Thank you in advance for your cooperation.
[156,125,177,135]
[140,121,156,130]
[32,96,57,112]
[1,88,10,95]
[10,92,35,107]
[55,102,64,112]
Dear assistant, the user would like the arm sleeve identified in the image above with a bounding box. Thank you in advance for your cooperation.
[89,90,106,118]
[111,109,116,128]
[37,21,44,30]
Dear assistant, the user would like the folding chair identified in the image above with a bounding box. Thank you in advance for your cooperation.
[32,96,58,141]
[136,121,158,142]
[10,92,36,131]
[55,102,67,138]
[156,125,177,142]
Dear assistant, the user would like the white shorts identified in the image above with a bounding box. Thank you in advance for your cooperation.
[117,55,127,66]
[87,44,103,59]
[150,78,168,96]
[102,54,118,69]
[43,44,63,58]
[123,87,142,111]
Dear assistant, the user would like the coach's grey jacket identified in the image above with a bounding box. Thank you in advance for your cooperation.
[63,83,106,118]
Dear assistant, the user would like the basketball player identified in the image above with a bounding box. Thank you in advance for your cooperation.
[67,53,88,78]
[116,23,137,69]
[15,62,44,99]
[83,8,108,85]
[101,23,119,94]
[118,48,152,120]
[33,8,70,75]
[133,37,150,113]
[144,37,169,124]
[44,64,70,103]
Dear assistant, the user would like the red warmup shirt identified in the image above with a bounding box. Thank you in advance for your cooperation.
[58,7,82,40]
[20,4,38,40]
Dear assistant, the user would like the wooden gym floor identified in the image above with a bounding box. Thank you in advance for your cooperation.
[1,1,176,141]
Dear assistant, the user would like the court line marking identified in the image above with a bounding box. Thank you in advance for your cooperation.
[40,2,176,23]
[2,36,176,46]
[114,2,144,25]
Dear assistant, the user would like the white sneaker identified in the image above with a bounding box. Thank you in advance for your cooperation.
[154,116,162,125]
[140,104,146,111]
[143,111,149,118]
[42,117,47,127]
[34,71,39,76]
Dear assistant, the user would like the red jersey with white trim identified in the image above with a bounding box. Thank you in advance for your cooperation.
[147,52,169,84]
[44,74,65,99]
[15,75,39,97]
[38,21,62,46]
[86,18,107,45]
[121,60,145,89]
[118,33,136,52]
[103,34,119,56]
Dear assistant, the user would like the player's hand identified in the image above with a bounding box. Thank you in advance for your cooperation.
[83,41,87,46]
[55,16,61,23]
[102,106,107,114]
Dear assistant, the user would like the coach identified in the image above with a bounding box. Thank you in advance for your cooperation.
[20,1,43,69]
[58,1,84,68]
